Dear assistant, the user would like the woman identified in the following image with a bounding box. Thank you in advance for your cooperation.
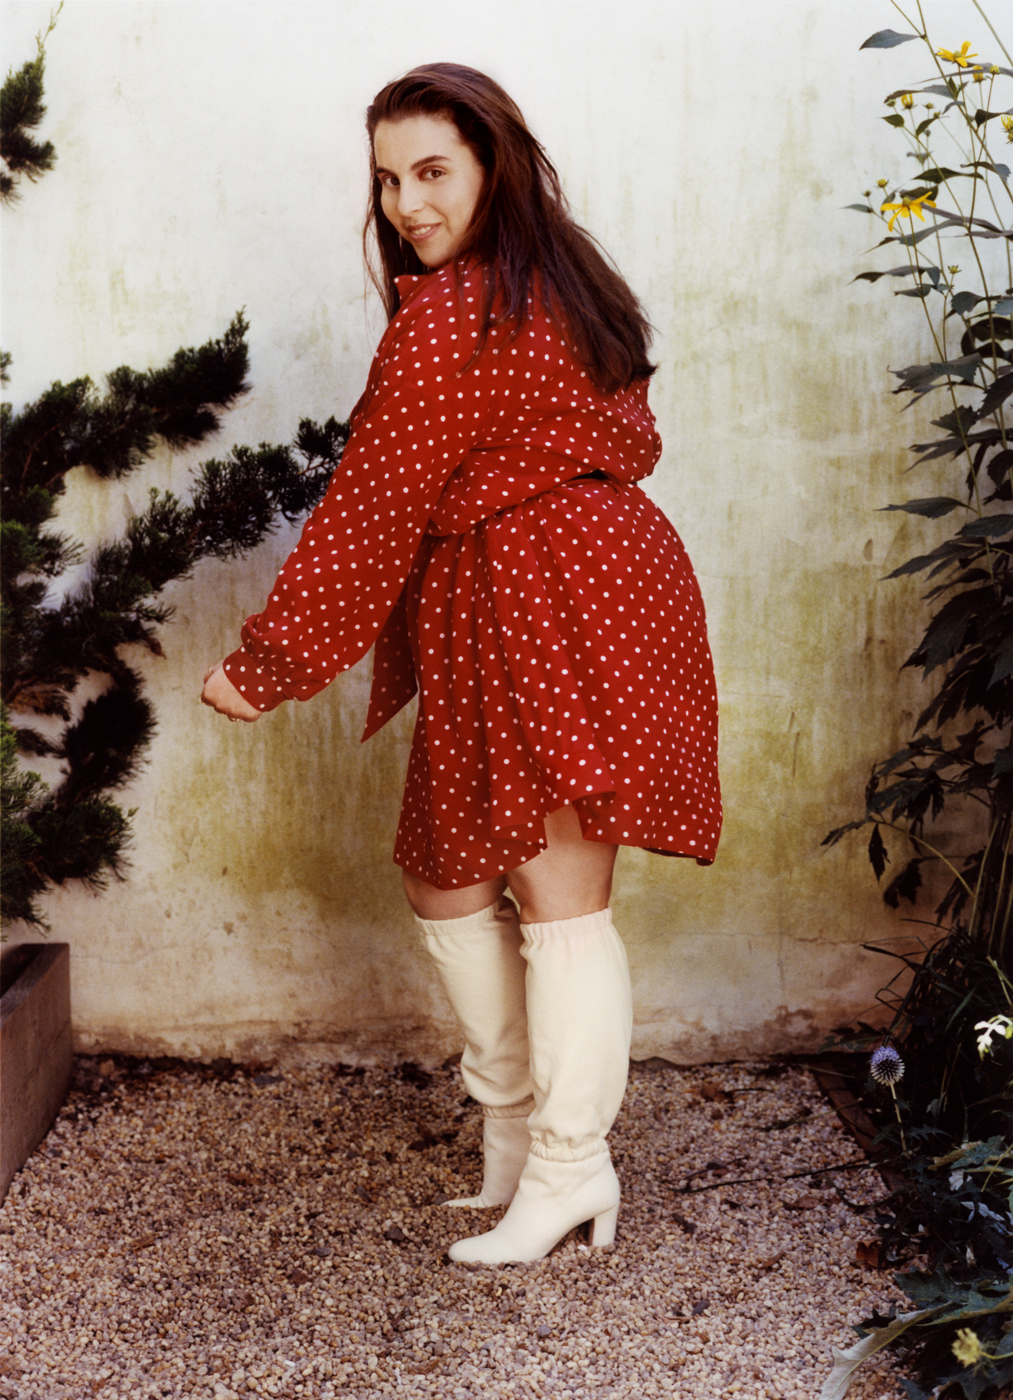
[201,63,721,1264]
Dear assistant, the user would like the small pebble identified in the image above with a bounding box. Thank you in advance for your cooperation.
[0,1056,907,1398]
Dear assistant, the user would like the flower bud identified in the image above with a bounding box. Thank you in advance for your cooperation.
[870,1045,904,1086]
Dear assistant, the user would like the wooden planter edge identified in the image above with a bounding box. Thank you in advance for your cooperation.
[1,943,72,1203]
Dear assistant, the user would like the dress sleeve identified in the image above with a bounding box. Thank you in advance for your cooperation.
[222,275,496,710]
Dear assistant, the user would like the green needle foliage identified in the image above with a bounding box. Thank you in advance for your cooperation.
[1,332,348,927]
[822,6,1013,1397]
[0,4,61,204]
[1,31,348,927]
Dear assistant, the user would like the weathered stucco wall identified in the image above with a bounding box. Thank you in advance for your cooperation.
[3,0,972,1064]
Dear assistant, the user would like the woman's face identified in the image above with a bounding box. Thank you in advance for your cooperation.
[373,114,485,269]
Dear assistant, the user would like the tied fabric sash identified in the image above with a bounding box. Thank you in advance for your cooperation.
[360,535,437,741]
[359,472,618,742]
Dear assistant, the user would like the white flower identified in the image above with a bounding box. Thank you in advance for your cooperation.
[974,1015,1013,1058]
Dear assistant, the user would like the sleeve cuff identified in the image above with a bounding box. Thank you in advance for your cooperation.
[222,648,291,713]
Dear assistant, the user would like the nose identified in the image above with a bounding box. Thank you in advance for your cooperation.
[396,179,424,218]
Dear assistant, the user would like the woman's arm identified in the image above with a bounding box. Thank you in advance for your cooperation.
[212,270,499,714]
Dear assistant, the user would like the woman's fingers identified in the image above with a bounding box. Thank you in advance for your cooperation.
[200,663,261,722]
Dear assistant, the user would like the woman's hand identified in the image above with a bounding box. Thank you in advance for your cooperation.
[201,663,261,723]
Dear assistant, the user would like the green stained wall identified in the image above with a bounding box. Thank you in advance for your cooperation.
[2,0,977,1064]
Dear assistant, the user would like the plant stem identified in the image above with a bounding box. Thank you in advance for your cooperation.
[889,1082,908,1151]
[971,0,1013,68]
[873,819,976,897]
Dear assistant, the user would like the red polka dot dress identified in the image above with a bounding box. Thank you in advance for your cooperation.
[223,262,722,889]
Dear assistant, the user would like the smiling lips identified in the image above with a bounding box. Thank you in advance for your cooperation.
[406,223,441,241]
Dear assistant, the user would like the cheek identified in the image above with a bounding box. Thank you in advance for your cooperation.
[379,188,398,223]
[464,174,484,227]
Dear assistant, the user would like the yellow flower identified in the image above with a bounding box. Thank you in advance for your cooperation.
[952,1328,985,1368]
[1003,115,1013,144]
[991,65,1001,75]
[937,41,979,67]
[900,92,915,108]
[880,191,937,232]
[948,265,961,275]
[972,67,984,82]
[877,178,889,188]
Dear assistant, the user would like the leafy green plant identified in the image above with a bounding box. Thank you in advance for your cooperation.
[821,1020,1013,1400]
[821,4,1013,1396]
[824,5,1012,966]
[1,21,348,927]
[821,1098,1012,1399]
[822,3,1013,1145]
[824,1227,1013,1399]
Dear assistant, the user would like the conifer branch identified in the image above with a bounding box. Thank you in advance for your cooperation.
[0,26,348,928]
[0,4,62,204]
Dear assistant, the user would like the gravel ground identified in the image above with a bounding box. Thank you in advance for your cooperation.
[0,1055,910,1400]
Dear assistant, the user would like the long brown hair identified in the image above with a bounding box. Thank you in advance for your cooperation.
[364,63,655,394]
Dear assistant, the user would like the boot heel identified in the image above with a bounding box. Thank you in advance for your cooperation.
[588,1202,619,1247]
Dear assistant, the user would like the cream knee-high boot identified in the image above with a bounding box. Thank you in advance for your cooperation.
[447,907,632,1264]
[414,899,534,1208]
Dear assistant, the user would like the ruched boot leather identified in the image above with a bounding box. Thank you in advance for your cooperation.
[448,907,632,1263]
[414,898,534,1208]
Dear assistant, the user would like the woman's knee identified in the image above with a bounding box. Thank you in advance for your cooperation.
[505,806,617,924]
[401,868,507,921]
[507,865,614,924]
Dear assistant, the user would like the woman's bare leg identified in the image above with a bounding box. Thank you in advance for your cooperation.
[402,866,528,1209]
[401,805,614,920]
[447,807,630,1264]
[402,808,623,1241]
[506,805,617,924]
[402,869,507,919]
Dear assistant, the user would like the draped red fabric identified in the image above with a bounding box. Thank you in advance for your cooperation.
[224,262,721,887]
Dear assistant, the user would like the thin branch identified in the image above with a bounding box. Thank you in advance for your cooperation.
[971,0,1013,68]
[670,1160,876,1196]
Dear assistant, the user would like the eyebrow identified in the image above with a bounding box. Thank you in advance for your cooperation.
[374,153,450,177]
